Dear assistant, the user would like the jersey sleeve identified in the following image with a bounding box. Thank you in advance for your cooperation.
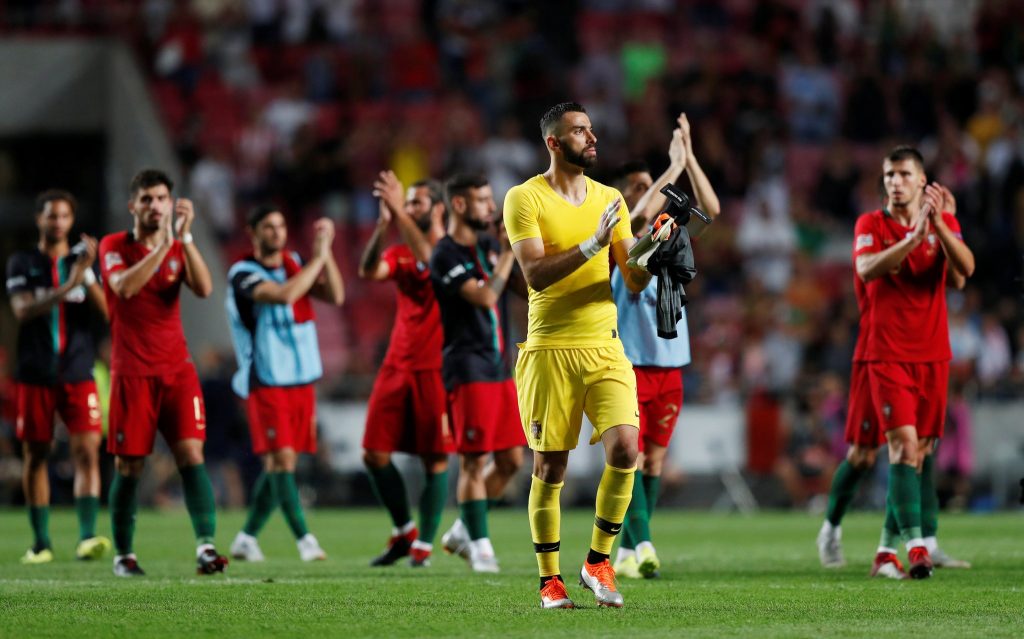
[942,212,963,239]
[853,215,879,258]
[99,235,127,280]
[610,187,632,245]
[230,264,267,301]
[5,253,30,295]
[430,243,474,299]
[503,185,541,245]
[381,245,400,282]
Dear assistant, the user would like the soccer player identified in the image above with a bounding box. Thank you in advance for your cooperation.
[99,169,228,577]
[850,148,973,579]
[226,205,344,562]
[610,113,721,579]
[6,189,111,564]
[358,171,455,567]
[818,182,970,571]
[430,174,526,573]
[504,102,654,609]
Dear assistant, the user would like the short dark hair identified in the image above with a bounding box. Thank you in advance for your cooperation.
[539,102,587,138]
[885,145,925,171]
[616,161,651,186]
[412,178,444,208]
[444,173,490,208]
[35,189,77,215]
[247,203,282,228]
[129,169,174,196]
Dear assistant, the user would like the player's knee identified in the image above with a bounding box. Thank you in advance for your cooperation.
[70,444,98,469]
[607,439,639,469]
[847,445,875,469]
[115,456,145,477]
[887,439,916,465]
[494,450,523,477]
[532,457,568,485]
[362,449,389,469]
[643,458,663,476]
[460,454,486,478]
[267,448,296,473]
[24,443,50,467]
[173,446,205,468]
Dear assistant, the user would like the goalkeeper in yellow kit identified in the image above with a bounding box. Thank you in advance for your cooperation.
[504,102,653,609]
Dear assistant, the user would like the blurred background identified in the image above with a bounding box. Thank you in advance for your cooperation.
[1,0,1022,515]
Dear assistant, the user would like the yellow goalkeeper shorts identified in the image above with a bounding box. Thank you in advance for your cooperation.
[514,342,639,451]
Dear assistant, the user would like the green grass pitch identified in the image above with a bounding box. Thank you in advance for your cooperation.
[1,508,1021,638]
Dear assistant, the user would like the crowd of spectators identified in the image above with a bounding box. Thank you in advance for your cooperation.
[2,0,1024,508]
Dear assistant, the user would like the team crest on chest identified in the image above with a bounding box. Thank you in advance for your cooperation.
[166,258,180,280]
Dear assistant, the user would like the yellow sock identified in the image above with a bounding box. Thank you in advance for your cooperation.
[591,464,636,556]
[529,475,563,577]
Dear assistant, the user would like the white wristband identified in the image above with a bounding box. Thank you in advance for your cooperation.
[82,268,97,286]
[579,237,601,259]
[181,232,194,245]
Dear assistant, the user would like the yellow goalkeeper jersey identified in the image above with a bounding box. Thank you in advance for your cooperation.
[503,174,631,349]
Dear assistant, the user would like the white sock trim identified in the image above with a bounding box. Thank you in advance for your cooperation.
[471,537,494,558]
[411,540,432,552]
[876,546,898,556]
[398,521,416,536]
[635,540,655,555]
[616,547,636,562]
[923,536,938,554]
[196,543,215,558]
[905,538,926,552]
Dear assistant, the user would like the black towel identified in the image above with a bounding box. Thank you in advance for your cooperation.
[647,224,697,339]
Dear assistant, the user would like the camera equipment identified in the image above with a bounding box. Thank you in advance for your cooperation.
[660,183,712,226]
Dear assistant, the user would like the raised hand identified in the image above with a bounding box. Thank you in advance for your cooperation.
[909,202,931,247]
[372,170,405,216]
[312,217,335,259]
[174,198,195,236]
[668,128,686,168]
[939,184,957,216]
[594,198,621,248]
[67,234,98,288]
[922,183,944,216]
[678,113,693,155]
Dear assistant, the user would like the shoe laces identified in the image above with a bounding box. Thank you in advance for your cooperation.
[909,547,929,564]
[586,560,618,592]
[541,577,569,601]
[878,552,904,571]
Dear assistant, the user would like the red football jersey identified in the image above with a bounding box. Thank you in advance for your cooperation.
[381,244,442,370]
[853,209,961,362]
[851,273,868,362]
[99,231,192,376]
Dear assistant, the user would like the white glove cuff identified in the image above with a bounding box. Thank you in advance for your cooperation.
[579,237,601,259]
